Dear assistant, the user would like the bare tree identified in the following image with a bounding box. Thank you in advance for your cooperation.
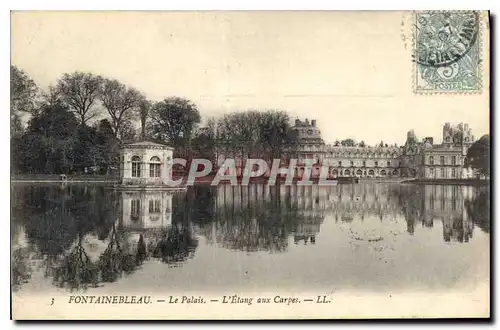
[137,99,152,140]
[40,85,61,107]
[100,78,145,139]
[56,72,103,125]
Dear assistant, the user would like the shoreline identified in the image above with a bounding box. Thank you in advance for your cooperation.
[402,179,489,186]
[10,177,489,186]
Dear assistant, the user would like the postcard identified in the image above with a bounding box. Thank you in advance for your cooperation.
[10,10,490,320]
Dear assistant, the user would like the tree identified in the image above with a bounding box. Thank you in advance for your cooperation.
[40,85,61,108]
[341,139,356,147]
[11,66,38,138]
[465,134,490,177]
[100,78,145,139]
[11,65,38,115]
[137,99,152,140]
[379,140,384,147]
[56,72,103,125]
[21,102,78,173]
[259,110,293,159]
[358,140,366,147]
[149,97,201,148]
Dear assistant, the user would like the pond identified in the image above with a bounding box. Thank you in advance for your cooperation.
[11,182,490,295]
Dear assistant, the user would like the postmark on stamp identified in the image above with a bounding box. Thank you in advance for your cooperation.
[413,11,482,93]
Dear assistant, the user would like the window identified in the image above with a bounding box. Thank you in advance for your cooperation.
[362,161,366,167]
[440,168,445,178]
[451,156,456,165]
[131,199,140,221]
[374,161,378,167]
[452,168,456,178]
[429,156,434,165]
[440,156,445,165]
[149,199,161,213]
[350,161,354,167]
[387,161,390,167]
[430,168,434,177]
[131,156,141,177]
[150,156,161,177]
[338,161,342,167]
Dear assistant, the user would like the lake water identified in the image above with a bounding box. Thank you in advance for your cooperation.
[11,182,490,295]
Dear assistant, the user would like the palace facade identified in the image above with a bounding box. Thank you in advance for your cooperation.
[290,118,477,180]
[291,118,403,179]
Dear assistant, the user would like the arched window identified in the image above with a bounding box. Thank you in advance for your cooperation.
[150,156,161,178]
[344,169,350,176]
[356,169,362,176]
[132,156,141,178]
[380,169,387,176]
[368,169,375,176]
[393,169,398,176]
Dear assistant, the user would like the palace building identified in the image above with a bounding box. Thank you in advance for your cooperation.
[290,118,477,180]
[418,123,476,180]
[119,140,174,186]
[290,118,403,179]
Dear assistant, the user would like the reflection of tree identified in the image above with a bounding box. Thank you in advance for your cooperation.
[12,184,117,290]
[443,215,473,243]
[52,234,99,291]
[390,185,424,235]
[149,225,198,264]
[197,185,324,253]
[11,247,32,292]
[98,224,141,283]
[465,187,490,234]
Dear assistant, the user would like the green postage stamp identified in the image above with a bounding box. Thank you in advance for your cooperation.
[413,11,482,93]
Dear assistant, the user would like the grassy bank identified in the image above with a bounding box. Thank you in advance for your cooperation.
[11,173,119,182]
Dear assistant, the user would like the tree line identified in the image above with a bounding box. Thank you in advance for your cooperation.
[10,65,490,176]
[10,66,298,175]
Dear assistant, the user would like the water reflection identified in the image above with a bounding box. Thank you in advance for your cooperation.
[395,184,489,242]
[10,183,489,292]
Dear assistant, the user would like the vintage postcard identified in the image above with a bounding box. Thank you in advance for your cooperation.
[10,11,490,320]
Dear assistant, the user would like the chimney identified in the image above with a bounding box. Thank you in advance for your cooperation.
[305,118,309,125]
[311,119,316,127]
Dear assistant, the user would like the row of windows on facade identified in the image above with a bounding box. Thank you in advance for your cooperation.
[130,199,162,216]
[300,152,399,158]
[427,155,458,166]
[428,198,459,211]
[428,167,459,178]
[131,156,162,178]
[334,169,399,176]
[334,160,399,167]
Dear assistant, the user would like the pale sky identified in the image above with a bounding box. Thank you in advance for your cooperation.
[11,11,490,145]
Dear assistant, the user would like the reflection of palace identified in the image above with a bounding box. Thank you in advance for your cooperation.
[120,190,173,231]
[424,185,475,243]
[117,189,198,264]
[398,185,477,242]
